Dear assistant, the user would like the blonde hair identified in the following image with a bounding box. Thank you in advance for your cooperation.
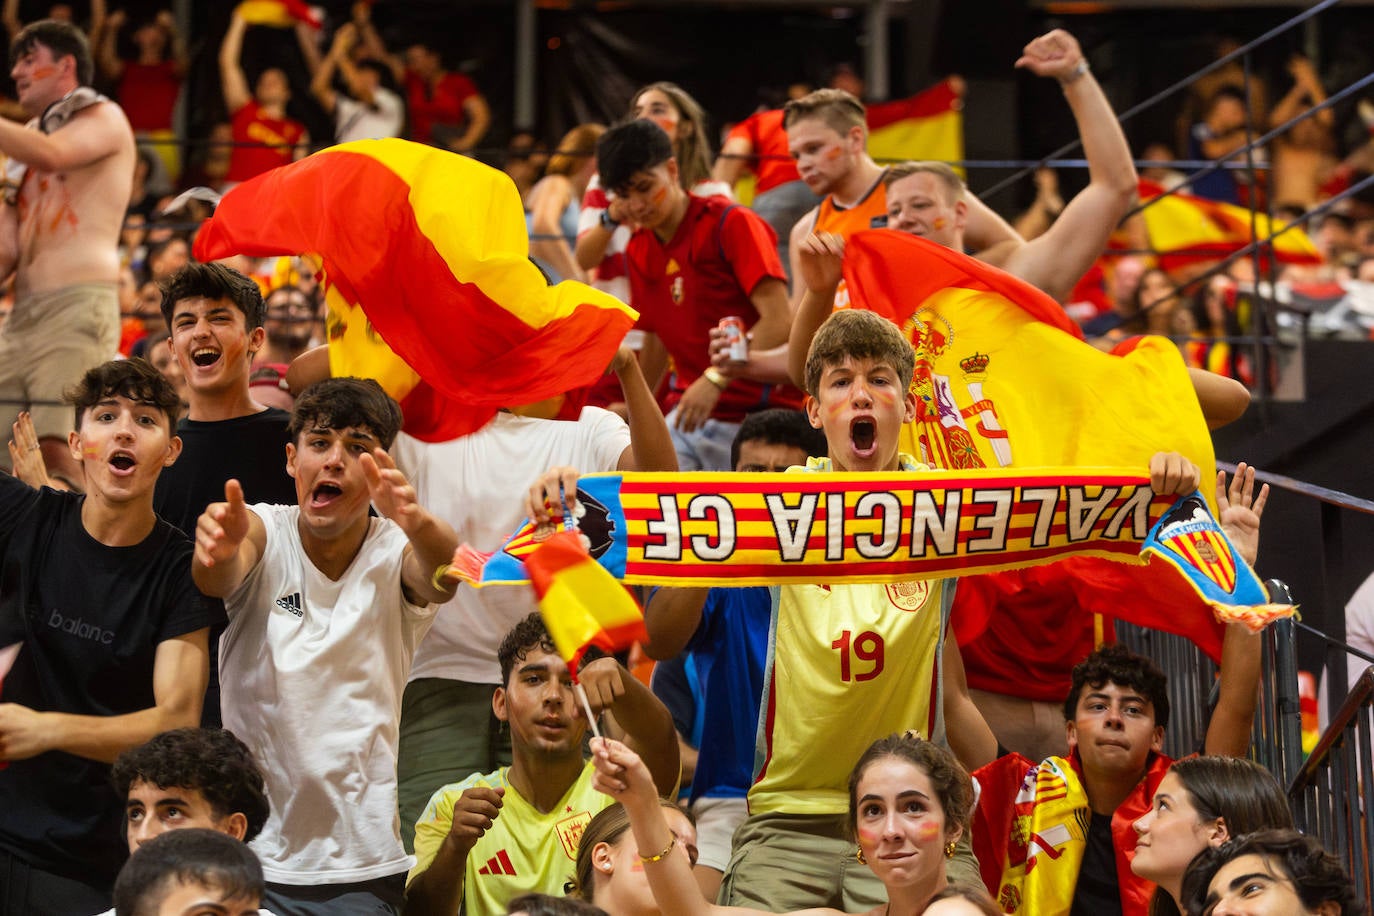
[883,160,965,205]
[783,88,867,137]
[546,123,605,178]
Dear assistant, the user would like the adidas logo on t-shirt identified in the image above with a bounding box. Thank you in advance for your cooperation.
[274,593,303,617]
[478,850,516,876]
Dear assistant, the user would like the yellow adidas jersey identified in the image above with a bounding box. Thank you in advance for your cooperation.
[748,455,953,816]
[410,762,611,916]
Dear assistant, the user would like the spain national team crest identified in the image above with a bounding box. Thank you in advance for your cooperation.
[884,580,931,611]
[556,810,592,860]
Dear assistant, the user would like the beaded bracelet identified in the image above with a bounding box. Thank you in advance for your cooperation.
[638,836,676,863]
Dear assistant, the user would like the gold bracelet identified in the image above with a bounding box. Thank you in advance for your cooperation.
[702,367,729,389]
[638,836,676,863]
[430,563,453,592]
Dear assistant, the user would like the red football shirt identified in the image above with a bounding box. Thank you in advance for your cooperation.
[627,194,802,420]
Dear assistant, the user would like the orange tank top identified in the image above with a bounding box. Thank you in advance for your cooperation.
[812,172,889,239]
[812,172,888,309]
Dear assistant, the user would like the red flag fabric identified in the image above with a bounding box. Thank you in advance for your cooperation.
[524,530,646,677]
[841,230,1230,660]
[194,139,637,440]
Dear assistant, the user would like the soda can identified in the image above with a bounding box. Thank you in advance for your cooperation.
[719,316,748,362]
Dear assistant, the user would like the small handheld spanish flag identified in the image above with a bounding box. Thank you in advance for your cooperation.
[524,529,646,680]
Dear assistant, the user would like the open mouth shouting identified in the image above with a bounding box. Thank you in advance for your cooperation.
[850,417,877,458]
[190,346,222,369]
[108,449,137,476]
[310,481,344,509]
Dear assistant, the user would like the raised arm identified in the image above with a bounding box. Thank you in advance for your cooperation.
[159,10,189,76]
[0,627,208,764]
[592,738,779,916]
[576,658,681,797]
[361,448,460,606]
[613,345,678,473]
[351,1,403,86]
[786,230,844,388]
[1005,30,1138,302]
[192,478,266,598]
[218,9,252,115]
[1203,462,1268,757]
[95,8,126,81]
[332,26,377,107]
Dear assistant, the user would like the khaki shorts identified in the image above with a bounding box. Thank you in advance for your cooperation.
[0,283,119,439]
[718,811,981,908]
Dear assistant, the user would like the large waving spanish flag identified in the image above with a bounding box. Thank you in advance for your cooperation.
[843,230,1233,659]
[866,78,964,171]
[194,139,638,440]
[1126,178,1321,273]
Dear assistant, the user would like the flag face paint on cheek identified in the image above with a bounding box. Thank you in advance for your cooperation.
[825,146,844,161]
[30,66,55,80]
[914,820,941,843]
[651,186,667,205]
[933,218,947,230]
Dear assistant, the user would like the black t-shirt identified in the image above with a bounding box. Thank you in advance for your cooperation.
[153,408,296,727]
[154,408,297,535]
[1070,811,1125,916]
[0,476,223,887]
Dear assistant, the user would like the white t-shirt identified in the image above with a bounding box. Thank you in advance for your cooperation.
[391,407,630,684]
[334,86,404,143]
[220,505,437,885]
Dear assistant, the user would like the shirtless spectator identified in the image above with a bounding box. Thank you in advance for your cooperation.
[218,8,308,186]
[0,18,135,489]
[1269,55,1337,210]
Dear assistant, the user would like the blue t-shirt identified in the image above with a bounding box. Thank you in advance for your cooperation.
[684,585,772,801]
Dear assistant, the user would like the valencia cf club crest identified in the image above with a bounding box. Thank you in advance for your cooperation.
[502,488,617,561]
[1156,495,1238,592]
[670,275,685,305]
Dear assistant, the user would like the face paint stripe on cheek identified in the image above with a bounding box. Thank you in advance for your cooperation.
[915,821,941,843]
[825,146,844,161]
[651,186,667,205]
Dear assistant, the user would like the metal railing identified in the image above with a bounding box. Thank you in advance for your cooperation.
[1289,665,1374,906]
[1116,583,1303,788]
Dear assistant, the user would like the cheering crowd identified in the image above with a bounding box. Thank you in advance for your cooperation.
[0,8,1367,916]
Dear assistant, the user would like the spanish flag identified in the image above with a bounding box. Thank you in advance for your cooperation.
[524,530,646,677]
[194,139,638,440]
[235,0,322,29]
[1129,178,1321,273]
[866,78,964,171]
[842,230,1232,659]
